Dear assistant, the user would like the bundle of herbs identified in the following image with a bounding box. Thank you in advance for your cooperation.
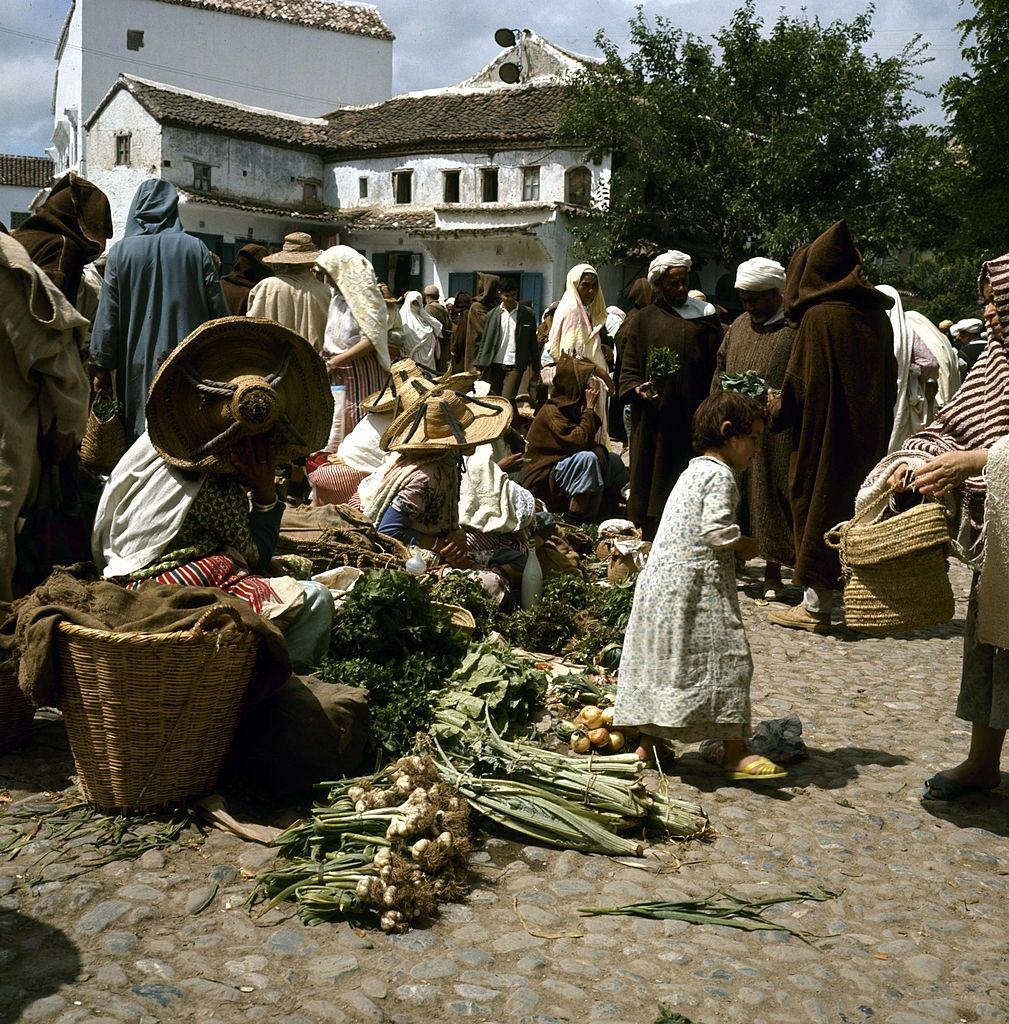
[645,347,681,396]
[504,575,599,653]
[251,754,471,932]
[719,370,771,402]
[317,571,468,758]
[428,572,501,638]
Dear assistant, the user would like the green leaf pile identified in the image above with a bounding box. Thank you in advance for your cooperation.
[719,370,769,401]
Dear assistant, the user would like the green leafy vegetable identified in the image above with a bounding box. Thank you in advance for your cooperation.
[646,346,681,387]
[429,572,501,638]
[719,370,769,401]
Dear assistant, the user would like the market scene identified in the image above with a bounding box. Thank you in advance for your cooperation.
[1,0,1008,1022]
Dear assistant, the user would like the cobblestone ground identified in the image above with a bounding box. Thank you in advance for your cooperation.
[3,560,1008,1024]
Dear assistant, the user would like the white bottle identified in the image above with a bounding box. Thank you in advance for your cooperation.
[520,546,544,609]
[404,551,427,576]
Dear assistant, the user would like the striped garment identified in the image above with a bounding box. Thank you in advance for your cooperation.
[344,350,387,431]
[862,253,1009,562]
[309,462,368,507]
[127,553,276,614]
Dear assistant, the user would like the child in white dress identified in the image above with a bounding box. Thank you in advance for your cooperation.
[614,390,786,780]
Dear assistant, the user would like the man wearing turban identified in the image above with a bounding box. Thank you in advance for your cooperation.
[711,257,796,598]
[618,250,723,536]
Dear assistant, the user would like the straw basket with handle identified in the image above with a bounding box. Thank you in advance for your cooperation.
[55,605,260,813]
[824,488,954,634]
[0,658,34,752]
[80,390,128,474]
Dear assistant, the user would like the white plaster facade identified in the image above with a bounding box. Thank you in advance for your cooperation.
[50,0,393,177]
[0,186,42,231]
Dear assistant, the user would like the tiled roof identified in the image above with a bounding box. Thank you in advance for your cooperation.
[86,76,331,151]
[323,85,571,156]
[152,0,393,40]
[0,154,54,189]
[415,224,539,239]
[90,76,572,159]
[180,188,338,222]
[337,207,436,232]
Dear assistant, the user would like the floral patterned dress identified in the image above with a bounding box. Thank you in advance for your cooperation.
[613,456,752,742]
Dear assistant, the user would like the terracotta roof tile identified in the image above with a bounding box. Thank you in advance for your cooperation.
[91,77,571,159]
[0,154,54,189]
[152,0,393,40]
[180,188,337,222]
[336,207,436,231]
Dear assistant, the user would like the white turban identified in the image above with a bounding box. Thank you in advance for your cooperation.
[735,257,786,292]
[647,250,691,283]
[951,318,983,336]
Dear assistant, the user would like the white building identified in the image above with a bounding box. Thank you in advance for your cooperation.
[0,156,54,231]
[51,0,393,178]
[84,32,617,311]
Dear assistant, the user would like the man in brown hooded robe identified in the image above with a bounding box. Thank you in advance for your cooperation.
[462,272,500,373]
[12,171,112,306]
[619,253,723,537]
[220,243,271,315]
[768,220,895,632]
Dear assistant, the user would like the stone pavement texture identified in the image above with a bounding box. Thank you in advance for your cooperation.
[2,561,1009,1024]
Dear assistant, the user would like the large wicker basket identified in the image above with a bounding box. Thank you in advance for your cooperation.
[55,606,260,812]
[0,659,33,753]
[826,490,954,635]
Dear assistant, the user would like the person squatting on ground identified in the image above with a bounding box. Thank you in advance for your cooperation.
[613,390,786,780]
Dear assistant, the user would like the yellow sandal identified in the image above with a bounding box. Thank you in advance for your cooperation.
[726,756,787,782]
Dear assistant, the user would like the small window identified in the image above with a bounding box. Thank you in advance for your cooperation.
[443,170,461,204]
[193,162,212,191]
[303,181,319,204]
[565,166,592,206]
[126,29,144,51]
[358,176,368,200]
[115,133,131,166]
[9,211,30,230]
[392,170,413,204]
[521,166,540,202]
[480,167,499,203]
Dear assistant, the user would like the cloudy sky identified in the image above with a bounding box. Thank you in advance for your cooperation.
[0,0,967,155]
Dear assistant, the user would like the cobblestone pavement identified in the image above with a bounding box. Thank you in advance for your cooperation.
[3,560,1009,1024]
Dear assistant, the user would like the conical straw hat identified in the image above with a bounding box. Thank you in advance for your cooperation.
[381,390,512,453]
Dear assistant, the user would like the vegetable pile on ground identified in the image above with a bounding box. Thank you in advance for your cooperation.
[428,572,502,638]
[251,754,470,932]
[316,571,468,756]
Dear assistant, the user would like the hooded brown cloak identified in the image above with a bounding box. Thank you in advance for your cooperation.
[220,243,271,315]
[463,272,500,372]
[776,220,896,590]
[618,295,723,529]
[12,172,112,304]
[524,355,604,510]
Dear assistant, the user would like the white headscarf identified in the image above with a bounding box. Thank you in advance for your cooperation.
[315,246,391,369]
[734,257,786,292]
[548,263,608,372]
[878,284,929,452]
[951,318,983,337]
[647,250,691,283]
[399,290,442,372]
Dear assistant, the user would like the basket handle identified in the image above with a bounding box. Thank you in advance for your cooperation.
[190,603,247,637]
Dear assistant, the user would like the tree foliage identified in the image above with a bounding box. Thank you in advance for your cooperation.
[556,3,954,270]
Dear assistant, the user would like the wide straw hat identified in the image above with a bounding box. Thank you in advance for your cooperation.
[360,359,426,415]
[382,390,512,453]
[362,361,479,416]
[147,316,333,473]
[262,232,321,265]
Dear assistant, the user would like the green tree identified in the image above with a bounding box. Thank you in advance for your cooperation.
[556,3,954,271]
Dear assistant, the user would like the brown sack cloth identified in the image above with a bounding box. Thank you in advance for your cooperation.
[0,567,290,709]
[228,676,370,797]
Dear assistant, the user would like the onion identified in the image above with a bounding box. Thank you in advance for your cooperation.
[587,727,610,747]
[570,732,591,754]
[607,730,625,752]
[578,705,604,729]
[600,707,615,727]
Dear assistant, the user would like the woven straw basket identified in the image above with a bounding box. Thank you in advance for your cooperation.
[80,401,127,474]
[433,602,476,634]
[0,659,33,752]
[55,606,260,812]
[825,490,954,635]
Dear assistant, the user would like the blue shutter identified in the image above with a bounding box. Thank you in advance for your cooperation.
[519,272,543,320]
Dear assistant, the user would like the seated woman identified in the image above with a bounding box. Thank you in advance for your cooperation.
[92,317,336,673]
[524,355,628,525]
[358,388,512,562]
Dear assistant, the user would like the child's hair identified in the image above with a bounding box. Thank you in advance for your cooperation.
[691,390,767,452]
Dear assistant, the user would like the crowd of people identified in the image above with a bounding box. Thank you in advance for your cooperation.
[2,171,1007,796]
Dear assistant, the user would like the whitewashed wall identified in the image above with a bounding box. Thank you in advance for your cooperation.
[161,127,326,209]
[0,186,41,231]
[326,148,611,210]
[84,91,164,238]
[51,1,84,174]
